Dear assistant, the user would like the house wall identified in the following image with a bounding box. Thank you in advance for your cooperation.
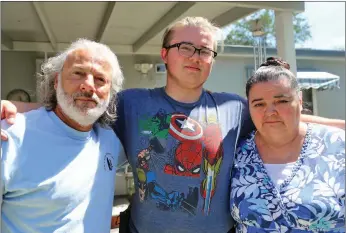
[1,51,38,102]
[119,55,166,89]
[296,59,346,120]
[1,51,345,119]
[205,57,250,97]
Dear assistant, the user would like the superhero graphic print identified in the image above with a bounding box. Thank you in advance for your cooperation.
[137,109,223,216]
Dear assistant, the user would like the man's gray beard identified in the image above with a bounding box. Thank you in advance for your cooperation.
[56,80,110,127]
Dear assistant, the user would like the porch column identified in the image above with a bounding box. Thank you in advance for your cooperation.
[274,11,297,75]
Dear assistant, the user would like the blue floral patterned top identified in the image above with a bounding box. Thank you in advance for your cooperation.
[230,124,345,233]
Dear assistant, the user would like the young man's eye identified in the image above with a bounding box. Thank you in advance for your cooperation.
[180,45,193,52]
[74,71,85,76]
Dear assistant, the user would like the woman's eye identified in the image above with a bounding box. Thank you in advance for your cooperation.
[277,100,289,104]
[254,103,264,107]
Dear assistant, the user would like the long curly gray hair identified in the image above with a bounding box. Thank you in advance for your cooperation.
[37,38,124,128]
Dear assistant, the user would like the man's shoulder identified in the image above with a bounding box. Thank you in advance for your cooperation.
[94,126,124,155]
[1,108,49,159]
[1,107,47,135]
[207,92,248,112]
[95,124,122,142]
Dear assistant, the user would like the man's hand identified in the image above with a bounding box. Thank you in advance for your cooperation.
[1,100,18,140]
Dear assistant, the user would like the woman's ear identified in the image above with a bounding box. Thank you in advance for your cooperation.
[298,90,303,111]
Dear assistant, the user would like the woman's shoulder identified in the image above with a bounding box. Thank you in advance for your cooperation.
[310,123,345,142]
[236,130,257,157]
[309,123,345,158]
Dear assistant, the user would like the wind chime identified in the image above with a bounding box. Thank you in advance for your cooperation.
[251,19,267,70]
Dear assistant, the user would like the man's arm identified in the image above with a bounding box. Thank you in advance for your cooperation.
[1,119,21,225]
[112,92,128,157]
[1,100,42,140]
[2,100,41,115]
[301,114,345,130]
[0,120,12,226]
[0,148,3,229]
[238,97,256,141]
[0,144,5,229]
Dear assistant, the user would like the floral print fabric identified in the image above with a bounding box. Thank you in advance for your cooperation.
[230,124,345,233]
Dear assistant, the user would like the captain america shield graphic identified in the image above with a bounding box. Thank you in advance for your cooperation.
[169,114,203,141]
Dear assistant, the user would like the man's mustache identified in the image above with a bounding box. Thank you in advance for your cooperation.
[71,92,101,105]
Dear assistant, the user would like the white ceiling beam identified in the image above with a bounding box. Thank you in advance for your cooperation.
[1,30,13,50]
[132,1,196,52]
[3,41,344,62]
[95,2,117,42]
[229,2,304,13]
[212,7,259,28]
[32,2,57,51]
[5,41,160,55]
[7,41,134,54]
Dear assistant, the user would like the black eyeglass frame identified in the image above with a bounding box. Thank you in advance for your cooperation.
[164,42,218,59]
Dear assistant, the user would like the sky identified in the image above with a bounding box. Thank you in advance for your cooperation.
[222,2,345,50]
[299,2,345,50]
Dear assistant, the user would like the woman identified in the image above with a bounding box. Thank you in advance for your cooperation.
[230,58,345,232]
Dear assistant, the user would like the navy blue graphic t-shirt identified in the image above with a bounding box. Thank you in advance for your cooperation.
[113,87,254,233]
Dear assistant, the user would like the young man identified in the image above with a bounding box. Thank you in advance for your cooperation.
[1,39,124,233]
[1,17,344,233]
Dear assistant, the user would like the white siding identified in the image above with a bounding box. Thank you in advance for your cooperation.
[1,51,344,119]
[1,51,38,101]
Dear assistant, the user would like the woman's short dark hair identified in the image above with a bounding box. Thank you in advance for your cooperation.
[246,57,299,98]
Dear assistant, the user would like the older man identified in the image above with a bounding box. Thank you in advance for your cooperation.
[0,39,124,233]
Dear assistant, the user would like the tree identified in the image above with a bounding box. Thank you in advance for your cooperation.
[224,10,312,47]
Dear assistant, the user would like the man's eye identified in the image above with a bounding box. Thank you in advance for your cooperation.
[180,45,193,51]
[95,77,105,83]
[200,50,211,55]
[74,71,85,76]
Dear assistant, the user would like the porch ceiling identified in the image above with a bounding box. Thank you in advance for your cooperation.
[1,1,304,55]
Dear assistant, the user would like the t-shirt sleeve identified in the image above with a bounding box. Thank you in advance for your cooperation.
[112,92,127,156]
[238,96,255,142]
[116,138,128,168]
[0,144,4,226]
[1,120,13,221]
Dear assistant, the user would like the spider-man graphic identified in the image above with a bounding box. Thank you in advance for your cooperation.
[136,112,223,216]
[164,141,203,177]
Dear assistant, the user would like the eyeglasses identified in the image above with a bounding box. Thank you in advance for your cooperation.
[164,42,217,60]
